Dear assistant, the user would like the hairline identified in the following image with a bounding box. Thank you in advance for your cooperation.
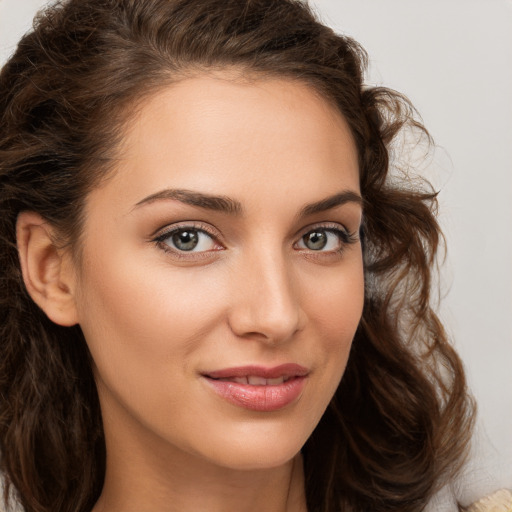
[68,64,358,267]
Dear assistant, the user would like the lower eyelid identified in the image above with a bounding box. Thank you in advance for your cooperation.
[156,244,223,263]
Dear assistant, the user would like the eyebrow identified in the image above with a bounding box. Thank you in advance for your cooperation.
[133,188,243,214]
[299,190,362,217]
[132,188,362,216]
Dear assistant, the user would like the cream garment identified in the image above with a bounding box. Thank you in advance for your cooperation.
[425,421,512,512]
[465,489,512,512]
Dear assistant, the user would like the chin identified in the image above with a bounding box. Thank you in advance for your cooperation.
[204,444,301,471]
[183,418,313,471]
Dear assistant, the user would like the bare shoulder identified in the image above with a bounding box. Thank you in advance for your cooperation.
[464,489,512,512]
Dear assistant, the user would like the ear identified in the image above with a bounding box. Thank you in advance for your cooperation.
[16,211,79,326]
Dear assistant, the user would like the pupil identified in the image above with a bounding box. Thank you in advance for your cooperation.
[173,230,199,251]
[305,231,327,250]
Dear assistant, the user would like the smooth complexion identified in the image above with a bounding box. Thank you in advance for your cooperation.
[20,74,364,512]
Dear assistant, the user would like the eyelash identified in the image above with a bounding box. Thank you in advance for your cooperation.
[153,222,222,260]
[296,223,358,251]
[152,222,358,260]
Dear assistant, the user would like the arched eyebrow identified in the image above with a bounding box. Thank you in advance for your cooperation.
[133,188,242,214]
[132,188,362,216]
[298,190,362,217]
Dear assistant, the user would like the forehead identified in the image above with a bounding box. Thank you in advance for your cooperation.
[92,74,360,215]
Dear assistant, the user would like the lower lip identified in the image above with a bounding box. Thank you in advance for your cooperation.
[203,376,306,412]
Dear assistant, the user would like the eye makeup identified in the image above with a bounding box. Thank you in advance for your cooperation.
[151,219,359,264]
[151,221,225,261]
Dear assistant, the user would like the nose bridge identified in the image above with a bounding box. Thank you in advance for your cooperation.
[228,242,303,343]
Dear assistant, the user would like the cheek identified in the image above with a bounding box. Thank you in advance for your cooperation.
[307,257,364,340]
[74,251,235,453]
[311,260,364,383]
[74,244,224,394]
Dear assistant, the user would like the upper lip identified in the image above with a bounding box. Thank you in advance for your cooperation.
[204,363,309,380]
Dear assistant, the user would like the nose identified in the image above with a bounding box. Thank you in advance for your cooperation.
[227,248,306,344]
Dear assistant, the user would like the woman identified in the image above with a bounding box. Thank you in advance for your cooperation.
[0,0,489,511]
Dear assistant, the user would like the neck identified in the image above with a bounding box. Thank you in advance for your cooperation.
[93,453,306,512]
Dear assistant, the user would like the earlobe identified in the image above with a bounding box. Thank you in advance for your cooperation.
[16,211,79,327]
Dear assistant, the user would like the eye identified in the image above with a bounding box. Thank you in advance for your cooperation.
[154,226,220,253]
[295,226,357,253]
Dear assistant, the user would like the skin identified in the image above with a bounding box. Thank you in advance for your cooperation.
[18,74,364,512]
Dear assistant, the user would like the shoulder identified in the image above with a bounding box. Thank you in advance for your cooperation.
[464,489,512,512]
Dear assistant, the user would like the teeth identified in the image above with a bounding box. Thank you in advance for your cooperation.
[248,376,267,385]
[227,376,288,385]
[216,375,292,385]
[267,376,285,385]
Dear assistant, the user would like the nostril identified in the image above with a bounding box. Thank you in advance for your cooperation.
[227,256,305,342]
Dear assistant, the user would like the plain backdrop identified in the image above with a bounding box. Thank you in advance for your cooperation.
[1,0,511,493]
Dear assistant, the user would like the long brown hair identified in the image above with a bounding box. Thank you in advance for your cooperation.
[0,1,474,511]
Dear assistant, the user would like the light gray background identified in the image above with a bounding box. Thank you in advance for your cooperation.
[1,0,511,491]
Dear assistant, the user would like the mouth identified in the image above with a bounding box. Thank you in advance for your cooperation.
[209,375,293,385]
[203,363,308,384]
[201,364,308,412]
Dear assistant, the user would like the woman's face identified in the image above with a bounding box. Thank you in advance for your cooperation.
[72,74,364,470]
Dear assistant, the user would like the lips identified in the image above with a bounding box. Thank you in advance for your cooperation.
[202,364,308,412]
[205,363,308,380]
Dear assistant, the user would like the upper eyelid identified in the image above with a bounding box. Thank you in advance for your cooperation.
[294,221,352,239]
[152,221,221,241]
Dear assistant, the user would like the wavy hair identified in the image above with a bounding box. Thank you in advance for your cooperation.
[0,1,474,511]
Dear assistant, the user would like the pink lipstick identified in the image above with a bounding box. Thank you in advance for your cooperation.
[202,364,308,412]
